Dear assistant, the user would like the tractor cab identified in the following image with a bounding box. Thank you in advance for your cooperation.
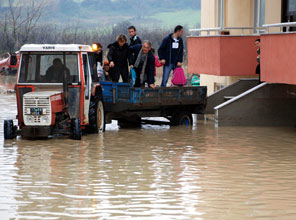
[4,44,104,140]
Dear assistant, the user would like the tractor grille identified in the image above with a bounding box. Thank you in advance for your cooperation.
[23,97,51,126]
[23,97,51,115]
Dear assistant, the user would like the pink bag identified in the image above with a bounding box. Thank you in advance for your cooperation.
[171,67,186,86]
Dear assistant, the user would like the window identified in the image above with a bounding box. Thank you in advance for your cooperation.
[254,0,266,33]
[19,53,79,84]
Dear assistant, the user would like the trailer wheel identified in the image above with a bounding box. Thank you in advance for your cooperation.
[171,112,193,126]
[71,118,82,140]
[4,120,16,139]
[88,100,105,133]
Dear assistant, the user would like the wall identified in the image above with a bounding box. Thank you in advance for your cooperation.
[187,36,258,76]
[215,84,296,126]
[224,0,254,34]
[201,0,217,29]
[261,33,296,85]
[265,0,282,32]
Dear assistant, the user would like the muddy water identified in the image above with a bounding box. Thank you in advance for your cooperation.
[1,84,296,219]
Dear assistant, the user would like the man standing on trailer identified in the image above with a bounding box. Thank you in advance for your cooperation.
[158,25,184,87]
[128,26,142,46]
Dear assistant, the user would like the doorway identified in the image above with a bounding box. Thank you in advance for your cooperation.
[282,0,296,31]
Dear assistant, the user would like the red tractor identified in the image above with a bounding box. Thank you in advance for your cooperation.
[4,44,105,140]
[0,52,20,75]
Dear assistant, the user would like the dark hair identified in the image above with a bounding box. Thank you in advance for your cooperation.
[174,25,183,33]
[95,42,103,48]
[128,26,136,31]
[255,39,260,42]
[151,48,155,53]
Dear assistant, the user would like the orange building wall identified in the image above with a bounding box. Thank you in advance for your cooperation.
[188,36,258,76]
[261,33,296,85]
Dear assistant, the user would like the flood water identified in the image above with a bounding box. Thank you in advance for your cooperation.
[1,77,296,219]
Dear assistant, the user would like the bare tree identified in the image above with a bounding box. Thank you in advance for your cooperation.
[0,0,46,53]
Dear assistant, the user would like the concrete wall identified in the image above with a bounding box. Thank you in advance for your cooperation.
[265,0,282,32]
[201,0,217,28]
[215,84,296,126]
[205,78,259,114]
[261,33,296,85]
[224,0,254,34]
[187,36,258,76]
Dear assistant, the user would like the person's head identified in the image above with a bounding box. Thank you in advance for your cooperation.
[255,39,260,48]
[174,25,184,38]
[142,40,152,54]
[94,42,103,54]
[151,48,155,54]
[128,26,136,38]
[116,34,128,46]
[53,58,63,68]
[103,60,110,71]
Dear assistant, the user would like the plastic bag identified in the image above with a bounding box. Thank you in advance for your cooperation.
[130,67,136,85]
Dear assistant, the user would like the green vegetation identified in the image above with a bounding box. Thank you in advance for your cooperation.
[150,9,201,28]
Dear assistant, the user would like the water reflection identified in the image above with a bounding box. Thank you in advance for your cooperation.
[1,89,296,219]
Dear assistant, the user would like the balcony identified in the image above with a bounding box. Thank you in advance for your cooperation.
[261,32,296,85]
[187,33,259,76]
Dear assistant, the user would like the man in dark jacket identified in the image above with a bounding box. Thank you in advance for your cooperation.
[128,26,142,46]
[129,40,155,88]
[158,25,184,87]
[107,34,129,82]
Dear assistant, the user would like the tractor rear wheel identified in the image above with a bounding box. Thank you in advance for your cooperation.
[88,100,105,134]
[4,120,16,139]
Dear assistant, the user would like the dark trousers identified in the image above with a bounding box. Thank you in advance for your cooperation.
[256,64,261,83]
[109,65,129,82]
[134,68,145,87]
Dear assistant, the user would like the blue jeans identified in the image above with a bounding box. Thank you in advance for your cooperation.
[161,64,175,87]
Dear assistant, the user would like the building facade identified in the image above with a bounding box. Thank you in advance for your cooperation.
[188,0,283,95]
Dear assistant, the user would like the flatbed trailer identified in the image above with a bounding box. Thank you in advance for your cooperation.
[100,82,207,126]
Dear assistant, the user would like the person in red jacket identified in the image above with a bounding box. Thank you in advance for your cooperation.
[151,48,163,76]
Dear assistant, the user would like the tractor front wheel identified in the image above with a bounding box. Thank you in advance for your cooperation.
[71,118,82,140]
[4,120,16,139]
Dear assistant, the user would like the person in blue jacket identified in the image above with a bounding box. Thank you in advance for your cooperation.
[158,25,184,87]
[129,40,155,88]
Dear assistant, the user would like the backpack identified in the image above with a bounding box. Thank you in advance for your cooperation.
[171,67,186,86]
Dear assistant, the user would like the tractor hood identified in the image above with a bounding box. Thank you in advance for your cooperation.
[24,91,63,99]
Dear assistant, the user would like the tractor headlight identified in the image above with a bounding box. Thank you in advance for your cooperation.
[41,116,50,124]
[26,116,34,124]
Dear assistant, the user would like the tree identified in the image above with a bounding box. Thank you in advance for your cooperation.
[0,0,46,53]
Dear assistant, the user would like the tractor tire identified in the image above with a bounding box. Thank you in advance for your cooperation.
[4,120,16,139]
[87,100,105,134]
[71,118,82,140]
[170,112,193,126]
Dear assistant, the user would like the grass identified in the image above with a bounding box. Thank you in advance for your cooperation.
[149,9,201,28]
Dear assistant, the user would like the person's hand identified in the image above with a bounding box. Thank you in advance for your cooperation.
[109,61,115,68]
[149,84,155,89]
[160,59,166,65]
[177,62,182,67]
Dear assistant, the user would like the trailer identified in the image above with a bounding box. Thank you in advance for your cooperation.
[100,82,207,126]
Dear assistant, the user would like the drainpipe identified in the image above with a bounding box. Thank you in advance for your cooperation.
[256,0,261,34]
[217,0,224,34]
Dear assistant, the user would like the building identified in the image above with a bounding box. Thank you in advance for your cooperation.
[188,0,296,126]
